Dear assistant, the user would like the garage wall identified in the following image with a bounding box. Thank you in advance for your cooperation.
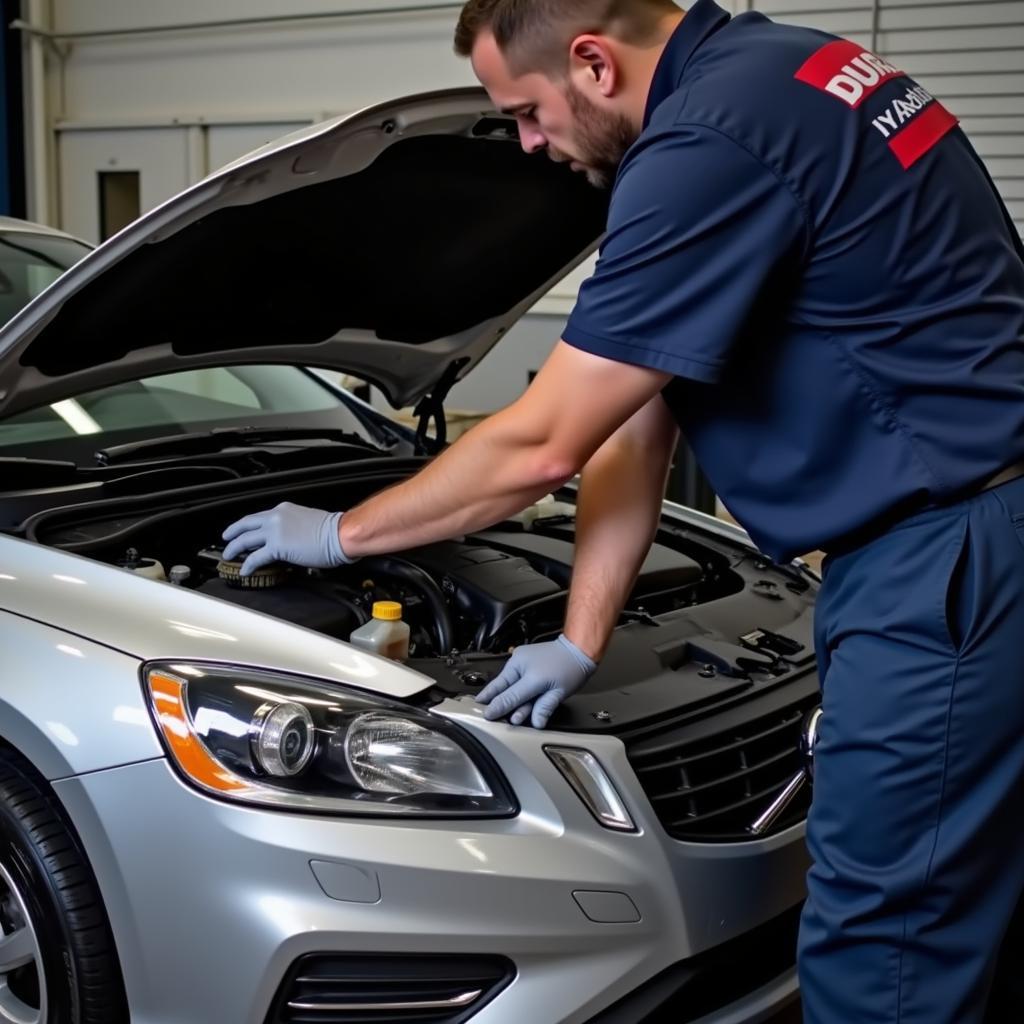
[23,1,1024,236]
[47,1,470,123]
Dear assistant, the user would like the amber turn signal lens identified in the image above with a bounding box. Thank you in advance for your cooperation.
[147,670,252,794]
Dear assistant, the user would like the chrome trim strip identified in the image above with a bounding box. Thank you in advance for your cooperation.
[748,707,823,836]
[747,770,807,837]
[545,746,637,832]
[287,988,482,1012]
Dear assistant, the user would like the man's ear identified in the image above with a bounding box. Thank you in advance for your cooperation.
[568,35,618,98]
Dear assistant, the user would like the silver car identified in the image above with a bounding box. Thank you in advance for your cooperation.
[0,90,816,1024]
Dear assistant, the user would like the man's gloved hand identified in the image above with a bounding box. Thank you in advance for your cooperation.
[475,634,597,730]
[221,502,356,576]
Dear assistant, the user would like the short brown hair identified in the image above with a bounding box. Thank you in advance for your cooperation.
[454,0,679,73]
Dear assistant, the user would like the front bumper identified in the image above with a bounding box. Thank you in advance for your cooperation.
[53,701,808,1024]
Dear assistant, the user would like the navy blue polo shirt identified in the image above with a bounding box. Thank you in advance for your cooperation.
[563,0,1024,561]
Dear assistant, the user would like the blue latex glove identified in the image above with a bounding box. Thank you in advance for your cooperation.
[475,634,597,730]
[221,502,356,576]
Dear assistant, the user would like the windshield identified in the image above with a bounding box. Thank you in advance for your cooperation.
[0,232,93,324]
[0,365,388,463]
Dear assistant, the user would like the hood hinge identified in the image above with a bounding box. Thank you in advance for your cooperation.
[413,358,469,456]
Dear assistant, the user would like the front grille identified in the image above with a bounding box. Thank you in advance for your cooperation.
[583,902,801,1023]
[626,682,819,842]
[265,954,514,1024]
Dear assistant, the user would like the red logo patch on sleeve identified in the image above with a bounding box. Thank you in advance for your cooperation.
[795,39,960,169]
[794,39,904,108]
[868,84,959,168]
[885,101,959,169]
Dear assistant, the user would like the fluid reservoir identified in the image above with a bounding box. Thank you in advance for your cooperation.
[349,602,410,662]
[117,548,166,581]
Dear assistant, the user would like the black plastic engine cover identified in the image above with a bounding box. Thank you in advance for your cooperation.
[197,577,361,641]
[403,541,562,636]
[474,527,705,595]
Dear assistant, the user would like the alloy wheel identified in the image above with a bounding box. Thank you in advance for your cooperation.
[0,860,46,1024]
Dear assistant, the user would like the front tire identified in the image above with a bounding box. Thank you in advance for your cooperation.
[0,748,127,1023]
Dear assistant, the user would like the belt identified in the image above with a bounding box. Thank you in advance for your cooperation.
[825,459,1024,560]
[979,459,1024,493]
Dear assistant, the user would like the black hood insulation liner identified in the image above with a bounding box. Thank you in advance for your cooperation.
[22,135,608,377]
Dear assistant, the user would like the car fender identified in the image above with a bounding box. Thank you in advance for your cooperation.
[0,609,162,779]
[0,534,433,698]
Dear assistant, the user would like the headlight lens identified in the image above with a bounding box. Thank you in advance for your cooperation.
[143,662,515,817]
[343,714,492,797]
[252,701,316,778]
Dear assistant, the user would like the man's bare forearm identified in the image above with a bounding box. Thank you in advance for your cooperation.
[340,404,575,557]
[339,343,671,560]
[563,400,679,661]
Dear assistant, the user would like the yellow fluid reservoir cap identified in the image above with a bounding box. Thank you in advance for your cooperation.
[372,601,403,621]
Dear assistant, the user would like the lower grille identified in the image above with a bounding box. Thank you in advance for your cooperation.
[625,679,819,842]
[583,902,802,1023]
[265,954,514,1024]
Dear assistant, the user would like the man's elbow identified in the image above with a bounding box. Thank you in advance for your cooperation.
[496,404,585,491]
[527,450,579,492]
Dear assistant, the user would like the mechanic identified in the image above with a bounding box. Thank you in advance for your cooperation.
[222,1,1024,1020]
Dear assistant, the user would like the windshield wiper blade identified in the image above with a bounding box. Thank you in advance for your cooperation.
[0,457,81,487]
[95,427,384,466]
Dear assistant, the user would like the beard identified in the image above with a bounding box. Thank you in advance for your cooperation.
[556,84,636,189]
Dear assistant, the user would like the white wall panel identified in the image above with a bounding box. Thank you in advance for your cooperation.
[52,15,473,125]
[881,25,1024,51]
[52,0,457,33]
[891,49,1023,73]
[920,73,1024,101]
[206,123,311,175]
[879,2,1024,29]
[58,128,193,241]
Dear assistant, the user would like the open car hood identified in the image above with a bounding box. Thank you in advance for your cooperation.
[0,89,608,418]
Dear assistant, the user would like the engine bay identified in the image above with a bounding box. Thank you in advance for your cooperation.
[107,514,720,659]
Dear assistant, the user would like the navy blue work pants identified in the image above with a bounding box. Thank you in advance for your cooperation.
[798,476,1024,1023]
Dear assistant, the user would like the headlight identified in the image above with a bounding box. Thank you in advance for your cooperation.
[143,662,516,818]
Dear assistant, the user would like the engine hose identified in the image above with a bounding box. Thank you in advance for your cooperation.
[333,594,371,628]
[473,620,490,651]
[359,556,454,655]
